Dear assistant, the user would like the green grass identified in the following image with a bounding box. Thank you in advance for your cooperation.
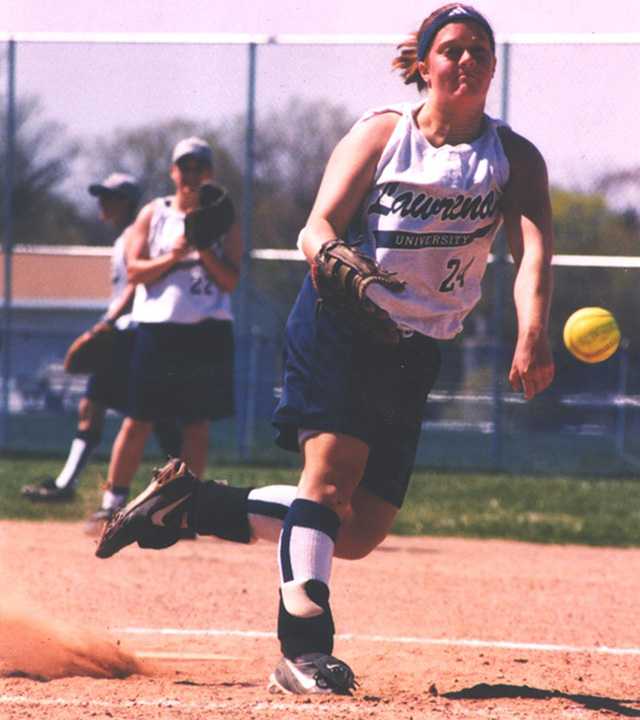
[398,471,640,546]
[3,456,640,547]
[0,457,299,522]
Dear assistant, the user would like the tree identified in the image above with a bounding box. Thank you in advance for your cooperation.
[596,167,640,234]
[235,97,353,325]
[551,187,639,255]
[250,97,353,251]
[0,95,90,246]
[89,118,243,213]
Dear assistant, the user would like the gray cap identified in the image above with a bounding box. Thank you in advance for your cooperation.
[88,172,141,204]
[172,136,214,166]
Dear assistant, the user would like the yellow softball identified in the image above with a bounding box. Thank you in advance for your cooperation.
[563,307,621,364]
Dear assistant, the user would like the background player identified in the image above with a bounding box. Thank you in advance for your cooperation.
[87,138,242,525]
[95,4,554,695]
[22,173,182,503]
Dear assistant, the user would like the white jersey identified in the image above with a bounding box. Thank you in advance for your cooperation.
[108,231,133,331]
[355,101,510,339]
[131,197,233,324]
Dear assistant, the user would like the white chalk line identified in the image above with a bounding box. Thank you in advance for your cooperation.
[115,626,640,657]
[0,693,628,720]
[0,695,362,714]
[0,692,582,719]
[135,650,241,661]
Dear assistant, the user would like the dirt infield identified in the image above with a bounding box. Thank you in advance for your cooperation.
[2,520,640,719]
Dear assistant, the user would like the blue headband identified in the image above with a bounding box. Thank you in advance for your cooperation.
[417,5,495,61]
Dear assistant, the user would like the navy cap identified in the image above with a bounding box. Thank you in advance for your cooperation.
[88,172,141,204]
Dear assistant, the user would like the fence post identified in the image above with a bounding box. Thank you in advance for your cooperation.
[237,41,257,462]
[1,39,16,450]
[616,338,629,456]
[244,324,266,457]
[490,41,511,470]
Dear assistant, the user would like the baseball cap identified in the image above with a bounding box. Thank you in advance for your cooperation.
[88,173,141,204]
[172,136,214,166]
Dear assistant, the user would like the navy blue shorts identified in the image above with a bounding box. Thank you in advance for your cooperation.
[272,275,441,508]
[86,328,134,413]
[128,319,234,423]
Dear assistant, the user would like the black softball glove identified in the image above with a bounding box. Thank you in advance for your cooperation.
[184,183,235,250]
[311,239,406,344]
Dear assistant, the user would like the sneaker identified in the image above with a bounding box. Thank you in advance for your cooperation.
[95,458,198,559]
[84,506,120,537]
[21,476,75,502]
[268,653,357,696]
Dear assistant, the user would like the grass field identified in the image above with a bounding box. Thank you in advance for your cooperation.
[3,455,640,546]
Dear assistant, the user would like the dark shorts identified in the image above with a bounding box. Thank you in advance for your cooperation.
[272,275,441,508]
[128,319,234,424]
[85,328,134,413]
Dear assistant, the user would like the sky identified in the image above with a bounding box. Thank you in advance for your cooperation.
[1,0,639,205]
[3,0,640,35]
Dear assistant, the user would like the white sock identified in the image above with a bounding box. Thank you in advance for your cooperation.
[278,499,340,616]
[247,485,296,542]
[282,525,335,585]
[56,438,91,488]
[101,488,128,511]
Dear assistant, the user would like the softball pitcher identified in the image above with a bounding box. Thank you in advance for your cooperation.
[95,4,554,696]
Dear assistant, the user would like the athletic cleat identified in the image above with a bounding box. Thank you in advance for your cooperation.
[95,458,198,559]
[21,476,75,502]
[268,653,357,696]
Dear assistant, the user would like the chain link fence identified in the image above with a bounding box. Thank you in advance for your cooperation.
[2,33,640,471]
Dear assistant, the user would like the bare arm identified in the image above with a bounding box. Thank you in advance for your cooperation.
[126,202,189,285]
[198,221,243,293]
[500,129,555,400]
[103,284,135,325]
[298,112,401,263]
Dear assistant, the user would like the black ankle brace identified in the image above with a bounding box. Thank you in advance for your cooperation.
[278,579,335,660]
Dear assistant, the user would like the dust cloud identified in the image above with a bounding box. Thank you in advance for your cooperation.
[0,596,146,680]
